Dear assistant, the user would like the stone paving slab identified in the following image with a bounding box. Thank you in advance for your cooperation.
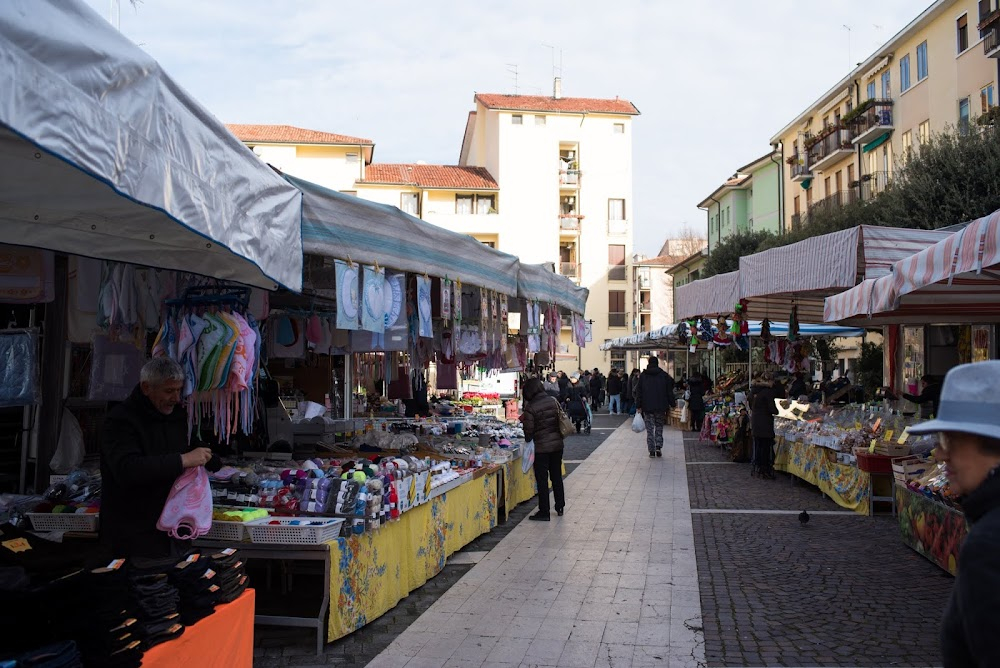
[687,459,845,513]
[693,513,952,667]
[683,440,732,464]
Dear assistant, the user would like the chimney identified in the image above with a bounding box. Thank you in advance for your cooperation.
[553,77,562,99]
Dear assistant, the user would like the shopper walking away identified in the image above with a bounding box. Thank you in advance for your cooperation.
[749,374,780,479]
[629,368,641,416]
[634,355,675,458]
[903,374,943,419]
[564,374,589,433]
[622,368,634,414]
[902,362,1000,667]
[607,369,623,414]
[101,358,221,559]
[590,369,603,411]
[520,378,566,521]
[687,373,707,433]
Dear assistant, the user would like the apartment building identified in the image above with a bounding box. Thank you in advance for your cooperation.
[773,0,999,232]
[230,82,640,373]
[697,152,782,252]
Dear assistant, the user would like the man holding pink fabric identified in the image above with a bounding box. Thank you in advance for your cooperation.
[101,358,219,560]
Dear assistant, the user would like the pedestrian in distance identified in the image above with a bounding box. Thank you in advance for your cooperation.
[901,362,1000,668]
[606,368,624,414]
[628,368,641,416]
[634,355,675,458]
[749,373,780,479]
[520,378,566,522]
[687,372,707,433]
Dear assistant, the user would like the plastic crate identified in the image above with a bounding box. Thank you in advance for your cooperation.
[204,520,248,542]
[246,517,344,544]
[28,512,99,533]
[854,448,893,474]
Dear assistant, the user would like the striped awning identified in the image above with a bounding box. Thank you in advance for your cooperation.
[862,132,891,153]
[600,320,863,351]
[863,56,891,81]
[825,209,1000,324]
[674,271,740,319]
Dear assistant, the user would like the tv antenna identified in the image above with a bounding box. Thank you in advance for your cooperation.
[842,24,852,68]
[541,43,563,80]
[506,63,519,95]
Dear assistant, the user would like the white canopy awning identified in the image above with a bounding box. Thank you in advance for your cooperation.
[0,0,303,290]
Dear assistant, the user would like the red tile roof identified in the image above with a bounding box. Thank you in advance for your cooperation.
[475,93,639,115]
[359,164,498,190]
[226,124,373,146]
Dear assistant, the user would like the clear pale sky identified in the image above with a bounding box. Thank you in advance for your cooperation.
[86,0,920,255]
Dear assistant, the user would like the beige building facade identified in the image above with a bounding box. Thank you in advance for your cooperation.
[772,0,999,231]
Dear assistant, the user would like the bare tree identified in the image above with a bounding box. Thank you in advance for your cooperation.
[657,224,706,258]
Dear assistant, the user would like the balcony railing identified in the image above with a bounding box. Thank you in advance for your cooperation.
[851,99,894,145]
[608,219,628,235]
[985,24,1000,57]
[559,169,581,186]
[790,213,804,231]
[789,161,812,183]
[981,6,1000,56]
[608,265,627,281]
[859,171,891,200]
[807,125,856,172]
[810,190,860,216]
[559,262,580,278]
[638,276,651,289]
[559,215,582,231]
[608,312,627,328]
[639,301,651,313]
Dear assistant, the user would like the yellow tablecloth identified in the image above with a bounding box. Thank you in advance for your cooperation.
[328,471,499,642]
[503,458,539,518]
[774,437,870,515]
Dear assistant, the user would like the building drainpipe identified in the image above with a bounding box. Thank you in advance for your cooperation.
[769,143,784,235]
[705,196,722,253]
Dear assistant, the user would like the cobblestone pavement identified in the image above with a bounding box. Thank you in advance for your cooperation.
[252,413,626,667]
[685,434,954,667]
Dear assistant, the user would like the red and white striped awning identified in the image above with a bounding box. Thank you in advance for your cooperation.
[825,210,1000,324]
[674,270,740,320]
[737,225,950,323]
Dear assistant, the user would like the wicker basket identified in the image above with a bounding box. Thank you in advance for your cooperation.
[246,517,344,545]
[28,512,99,533]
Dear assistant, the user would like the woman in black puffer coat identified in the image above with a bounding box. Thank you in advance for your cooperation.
[521,377,566,521]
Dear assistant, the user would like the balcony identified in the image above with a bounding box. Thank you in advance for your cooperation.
[810,190,859,216]
[608,219,629,236]
[559,262,580,279]
[789,161,812,183]
[559,169,581,187]
[638,275,651,289]
[790,213,804,231]
[559,215,582,232]
[608,264,627,281]
[981,8,1000,57]
[806,125,856,173]
[850,99,894,145]
[639,301,651,313]
[859,171,891,200]
[608,312,627,328]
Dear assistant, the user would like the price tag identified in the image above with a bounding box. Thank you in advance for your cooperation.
[884,430,894,443]
[898,427,911,444]
[854,421,862,430]
[2,538,31,554]
[873,418,883,432]
[869,439,877,454]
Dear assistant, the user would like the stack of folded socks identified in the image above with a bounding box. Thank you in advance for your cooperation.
[127,572,184,649]
[167,554,221,625]
[71,566,143,668]
[205,548,249,604]
[4,640,82,668]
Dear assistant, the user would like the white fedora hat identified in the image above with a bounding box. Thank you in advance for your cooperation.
[908,361,1000,441]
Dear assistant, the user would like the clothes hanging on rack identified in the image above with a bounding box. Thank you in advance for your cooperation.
[0,328,39,406]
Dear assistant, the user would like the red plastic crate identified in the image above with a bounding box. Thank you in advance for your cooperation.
[854,449,893,474]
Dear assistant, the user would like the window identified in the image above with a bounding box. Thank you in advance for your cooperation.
[846,99,853,114]
[479,240,496,248]
[867,81,876,100]
[847,164,855,188]
[835,170,843,193]
[900,55,911,93]
[824,176,832,197]
[823,115,830,128]
[608,198,626,221]
[511,114,523,125]
[957,14,969,53]
[959,97,971,135]
[902,130,913,158]
[608,245,626,281]
[608,291,626,328]
[534,115,546,126]
[455,194,495,214]
[918,119,930,145]
[400,192,419,216]
[613,123,625,134]
[346,152,359,164]
[917,41,928,81]
[983,84,996,112]
[881,70,891,99]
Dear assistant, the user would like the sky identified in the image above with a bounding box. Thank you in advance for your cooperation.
[87,0,920,256]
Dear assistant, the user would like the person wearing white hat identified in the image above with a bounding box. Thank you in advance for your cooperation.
[907,361,1000,667]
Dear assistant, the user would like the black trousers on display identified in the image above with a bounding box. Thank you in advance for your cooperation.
[533,450,565,516]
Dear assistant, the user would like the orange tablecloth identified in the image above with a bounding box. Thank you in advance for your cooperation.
[141,589,255,668]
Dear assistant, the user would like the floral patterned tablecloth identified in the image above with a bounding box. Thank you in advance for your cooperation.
[774,437,870,515]
[328,471,500,642]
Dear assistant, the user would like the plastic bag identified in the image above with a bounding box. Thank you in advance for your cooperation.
[0,328,40,407]
[521,439,535,473]
[632,413,646,433]
[49,409,85,474]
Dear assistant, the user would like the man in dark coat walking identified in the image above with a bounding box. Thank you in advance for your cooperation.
[634,356,675,457]
[101,358,220,559]
[606,369,624,414]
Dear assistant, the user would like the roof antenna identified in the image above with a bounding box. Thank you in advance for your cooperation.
[506,64,519,95]
[542,44,564,98]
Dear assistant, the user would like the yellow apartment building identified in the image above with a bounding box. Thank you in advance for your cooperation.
[772,0,999,231]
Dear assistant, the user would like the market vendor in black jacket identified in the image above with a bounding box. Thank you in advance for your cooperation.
[907,362,1000,668]
[903,374,943,419]
[520,378,565,521]
[101,358,220,560]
